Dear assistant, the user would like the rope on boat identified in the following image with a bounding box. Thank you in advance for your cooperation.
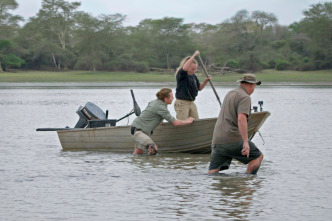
[258,131,265,145]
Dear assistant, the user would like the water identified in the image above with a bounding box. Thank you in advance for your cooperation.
[0,83,331,220]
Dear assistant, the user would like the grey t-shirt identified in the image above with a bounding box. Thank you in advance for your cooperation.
[131,99,175,136]
[212,86,251,145]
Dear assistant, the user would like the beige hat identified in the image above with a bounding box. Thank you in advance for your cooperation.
[237,73,261,85]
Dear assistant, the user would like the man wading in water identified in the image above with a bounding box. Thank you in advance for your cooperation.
[131,88,194,155]
[208,74,264,174]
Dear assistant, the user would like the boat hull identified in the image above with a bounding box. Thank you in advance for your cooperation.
[57,111,270,153]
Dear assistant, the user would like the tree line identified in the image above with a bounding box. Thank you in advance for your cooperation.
[0,0,331,73]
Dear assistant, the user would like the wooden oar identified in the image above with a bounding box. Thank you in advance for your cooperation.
[197,55,222,107]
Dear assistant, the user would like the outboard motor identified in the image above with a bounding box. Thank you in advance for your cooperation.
[74,89,140,128]
[74,102,107,128]
[36,90,141,131]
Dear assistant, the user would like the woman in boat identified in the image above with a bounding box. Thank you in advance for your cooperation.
[131,88,194,155]
[174,50,211,120]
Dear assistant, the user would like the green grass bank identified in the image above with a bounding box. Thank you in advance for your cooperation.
[1,69,332,83]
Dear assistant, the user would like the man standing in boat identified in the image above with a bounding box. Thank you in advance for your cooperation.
[131,88,194,155]
[208,74,264,174]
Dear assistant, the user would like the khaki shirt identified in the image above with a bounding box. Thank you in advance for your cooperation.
[131,99,175,136]
[212,86,251,145]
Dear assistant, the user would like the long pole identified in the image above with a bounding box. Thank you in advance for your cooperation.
[197,55,222,107]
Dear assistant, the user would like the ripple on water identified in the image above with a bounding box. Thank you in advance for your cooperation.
[1,86,332,220]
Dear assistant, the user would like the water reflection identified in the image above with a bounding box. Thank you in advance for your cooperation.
[210,174,262,220]
[130,153,209,170]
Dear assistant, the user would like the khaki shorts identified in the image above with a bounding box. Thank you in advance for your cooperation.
[174,99,199,120]
[132,130,155,150]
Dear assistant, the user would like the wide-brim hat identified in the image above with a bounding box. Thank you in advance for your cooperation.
[237,73,261,85]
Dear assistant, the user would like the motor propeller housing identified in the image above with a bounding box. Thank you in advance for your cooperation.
[37,90,141,131]
[74,90,141,128]
[74,102,107,128]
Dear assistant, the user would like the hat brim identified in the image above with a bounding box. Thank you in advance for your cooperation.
[237,80,261,85]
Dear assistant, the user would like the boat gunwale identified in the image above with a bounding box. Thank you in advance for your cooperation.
[56,117,219,133]
[57,112,270,134]
[57,111,270,153]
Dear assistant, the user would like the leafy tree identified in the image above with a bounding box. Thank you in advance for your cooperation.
[126,20,158,68]
[207,10,278,71]
[0,0,24,71]
[298,2,332,69]
[0,39,25,71]
[131,17,194,69]
[32,0,81,70]
[17,17,60,70]
[0,0,23,39]
[73,12,127,72]
[73,12,105,72]
[74,13,109,71]
[252,11,277,33]
[152,17,193,69]
[188,23,218,66]
[37,0,80,50]
[4,1,331,72]
[97,13,127,70]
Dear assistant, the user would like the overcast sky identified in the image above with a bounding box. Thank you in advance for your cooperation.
[15,0,324,26]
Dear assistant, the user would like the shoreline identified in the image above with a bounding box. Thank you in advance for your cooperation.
[1,81,332,89]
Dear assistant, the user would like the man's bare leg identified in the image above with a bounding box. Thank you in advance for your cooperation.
[208,168,221,174]
[133,148,143,154]
[247,154,263,174]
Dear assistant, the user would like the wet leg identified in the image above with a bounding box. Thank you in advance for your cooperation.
[133,148,143,154]
[208,168,221,174]
[247,154,263,174]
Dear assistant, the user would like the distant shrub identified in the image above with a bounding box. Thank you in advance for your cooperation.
[297,62,316,71]
[3,54,25,68]
[260,61,269,69]
[268,60,276,69]
[316,60,332,70]
[261,60,277,69]
[303,57,310,63]
[289,56,300,67]
[169,56,181,69]
[134,61,149,73]
[226,60,239,68]
[107,56,149,73]
[289,56,296,63]
[107,60,122,71]
[275,59,291,70]
[271,40,287,49]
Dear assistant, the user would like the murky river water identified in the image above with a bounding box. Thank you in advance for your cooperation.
[0,83,331,220]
